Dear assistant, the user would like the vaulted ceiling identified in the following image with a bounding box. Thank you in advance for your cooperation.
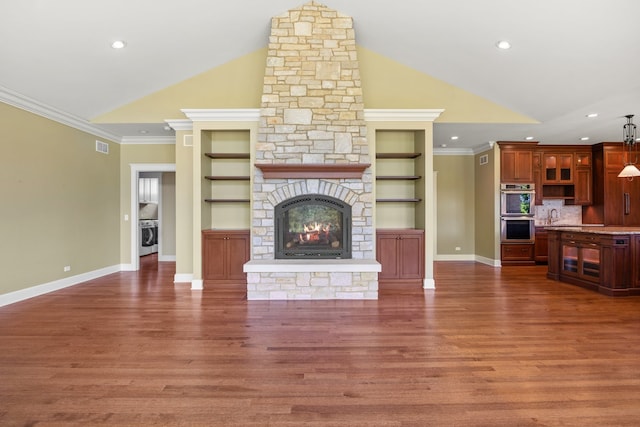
[1,0,639,152]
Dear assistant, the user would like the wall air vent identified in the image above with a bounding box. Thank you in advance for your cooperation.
[479,154,489,165]
[96,140,109,154]
[183,135,193,147]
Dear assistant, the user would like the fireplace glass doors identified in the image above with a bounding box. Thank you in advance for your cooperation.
[275,195,351,259]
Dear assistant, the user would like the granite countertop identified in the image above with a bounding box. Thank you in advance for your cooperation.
[544,225,640,235]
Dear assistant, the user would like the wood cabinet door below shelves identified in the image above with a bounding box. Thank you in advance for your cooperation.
[398,233,424,279]
[226,234,250,281]
[203,235,227,280]
[377,234,399,280]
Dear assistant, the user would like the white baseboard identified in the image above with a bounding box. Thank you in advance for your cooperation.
[475,255,501,267]
[191,279,203,290]
[434,254,500,267]
[174,273,193,283]
[121,263,136,272]
[0,264,122,308]
[423,278,436,290]
[434,254,476,261]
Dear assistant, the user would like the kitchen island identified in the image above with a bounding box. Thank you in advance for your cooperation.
[546,226,640,296]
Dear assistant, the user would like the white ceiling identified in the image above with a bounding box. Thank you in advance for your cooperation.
[2,0,639,152]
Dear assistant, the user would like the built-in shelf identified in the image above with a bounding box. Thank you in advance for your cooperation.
[204,176,250,181]
[204,198,250,203]
[376,176,421,181]
[204,153,250,159]
[376,153,422,159]
[376,198,422,203]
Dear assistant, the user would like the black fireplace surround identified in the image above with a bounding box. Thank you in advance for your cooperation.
[274,194,352,259]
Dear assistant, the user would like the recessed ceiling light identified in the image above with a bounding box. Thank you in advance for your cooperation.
[441,144,447,148]
[525,136,534,140]
[450,136,459,140]
[111,40,126,49]
[495,40,511,50]
[586,113,598,118]
[139,130,148,134]
[580,137,590,141]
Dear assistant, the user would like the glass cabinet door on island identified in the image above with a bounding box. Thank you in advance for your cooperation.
[561,237,600,283]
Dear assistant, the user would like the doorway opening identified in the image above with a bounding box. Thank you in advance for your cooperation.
[129,163,176,271]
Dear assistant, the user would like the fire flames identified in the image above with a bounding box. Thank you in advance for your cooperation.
[299,222,331,243]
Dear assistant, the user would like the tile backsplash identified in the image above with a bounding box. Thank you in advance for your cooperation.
[534,199,582,225]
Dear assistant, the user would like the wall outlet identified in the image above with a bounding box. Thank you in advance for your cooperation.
[63,266,71,272]
[124,214,129,221]
[455,247,461,251]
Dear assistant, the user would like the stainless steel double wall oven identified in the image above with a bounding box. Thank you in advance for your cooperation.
[500,183,535,243]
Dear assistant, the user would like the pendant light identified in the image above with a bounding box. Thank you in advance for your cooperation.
[618,114,640,178]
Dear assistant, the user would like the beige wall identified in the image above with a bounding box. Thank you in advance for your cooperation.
[433,154,476,256]
[161,171,176,258]
[0,103,120,294]
[174,131,193,277]
[94,47,536,125]
[474,147,500,261]
[119,144,175,264]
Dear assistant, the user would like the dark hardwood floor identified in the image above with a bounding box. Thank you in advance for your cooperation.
[2,259,640,426]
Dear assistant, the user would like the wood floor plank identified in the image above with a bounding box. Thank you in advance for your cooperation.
[1,259,640,426]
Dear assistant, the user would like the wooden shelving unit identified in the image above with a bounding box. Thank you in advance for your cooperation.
[204,198,250,203]
[201,130,252,228]
[375,151,423,204]
[204,153,250,159]
[376,198,422,203]
[376,152,422,159]
[204,176,250,181]
[376,175,421,181]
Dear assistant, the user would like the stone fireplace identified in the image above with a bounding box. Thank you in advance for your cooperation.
[243,1,381,299]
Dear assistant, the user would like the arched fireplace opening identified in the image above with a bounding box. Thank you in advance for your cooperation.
[274,194,352,259]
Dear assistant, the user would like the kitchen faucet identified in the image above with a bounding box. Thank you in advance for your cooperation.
[547,208,559,225]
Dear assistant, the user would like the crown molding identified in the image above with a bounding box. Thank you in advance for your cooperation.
[473,141,496,155]
[364,109,445,122]
[433,147,475,156]
[165,119,193,131]
[181,108,261,122]
[0,85,122,142]
[120,136,176,145]
[433,142,495,156]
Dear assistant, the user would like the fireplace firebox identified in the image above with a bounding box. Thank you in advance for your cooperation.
[275,194,351,259]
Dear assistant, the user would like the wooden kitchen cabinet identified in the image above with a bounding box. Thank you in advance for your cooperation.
[573,151,592,205]
[534,227,548,263]
[560,232,600,287]
[501,243,535,265]
[202,230,250,283]
[376,229,424,283]
[498,142,536,183]
[532,152,543,205]
[543,152,573,183]
[584,143,640,226]
[537,147,589,204]
[547,229,635,296]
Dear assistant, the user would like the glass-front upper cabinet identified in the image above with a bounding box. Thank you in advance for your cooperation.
[544,153,573,183]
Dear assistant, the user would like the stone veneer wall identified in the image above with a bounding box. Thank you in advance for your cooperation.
[246,2,379,300]
[252,1,373,260]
